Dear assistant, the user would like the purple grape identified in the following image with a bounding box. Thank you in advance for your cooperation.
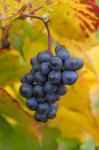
[26,97,38,110]
[62,71,78,85]
[19,84,33,98]
[30,57,37,65]
[55,45,66,53]
[34,112,48,122]
[57,50,70,61]
[37,51,52,63]
[50,56,63,70]
[48,71,62,84]
[48,103,58,119]
[46,94,60,103]
[64,57,84,71]
[33,85,45,97]
[34,71,46,84]
[40,62,51,75]
[2,39,10,49]
[20,75,27,83]
[44,81,57,94]
[31,64,40,73]
[37,103,49,114]
[26,73,34,84]
[57,84,67,96]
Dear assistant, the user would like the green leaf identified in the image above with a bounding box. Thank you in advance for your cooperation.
[0,51,27,85]
[96,31,99,39]
[11,34,24,52]
[41,127,60,150]
[0,88,61,149]
[0,116,13,150]
[9,20,41,43]
[0,87,42,150]
[58,137,80,150]
[9,20,47,60]
[0,87,34,133]
[12,126,40,150]
[96,0,99,5]
[79,140,97,150]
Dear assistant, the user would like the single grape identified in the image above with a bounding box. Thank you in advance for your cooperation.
[44,81,57,94]
[34,112,48,122]
[26,97,38,110]
[46,94,60,103]
[49,56,63,70]
[34,71,46,84]
[20,75,27,83]
[2,39,10,49]
[37,97,45,104]
[62,71,78,85]
[40,62,51,75]
[33,85,45,97]
[37,103,49,114]
[48,103,58,119]
[30,57,37,65]
[31,63,40,73]
[26,73,34,84]
[64,57,84,71]
[48,71,62,84]
[57,50,70,62]
[57,84,67,96]
[19,84,33,98]
[37,51,52,63]
[21,73,34,84]
[55,45,66,53]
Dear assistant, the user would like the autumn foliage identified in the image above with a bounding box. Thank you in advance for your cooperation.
[0,0,99,149]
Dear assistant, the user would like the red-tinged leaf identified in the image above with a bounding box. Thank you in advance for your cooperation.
[82,0,99,16]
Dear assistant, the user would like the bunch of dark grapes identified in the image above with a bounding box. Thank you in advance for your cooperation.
[19,45,84,122]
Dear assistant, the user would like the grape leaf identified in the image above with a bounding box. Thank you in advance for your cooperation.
[0,87,37,139]
[0,87,44,150]
[0,116,13,150]
[0,87,61,150]
[49,77,99,142]
[0,0,28,20]
[0,50,27,85]
[79,140,97,150]
[58,137,81,150]
[40,127,60,150]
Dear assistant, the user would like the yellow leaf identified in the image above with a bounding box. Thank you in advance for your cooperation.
[49,65,99,143]
[0,0,28,20]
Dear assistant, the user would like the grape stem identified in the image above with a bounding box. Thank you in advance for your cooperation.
[20,14,52,53]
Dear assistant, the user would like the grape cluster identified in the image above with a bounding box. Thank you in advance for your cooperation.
[19,45,84,122]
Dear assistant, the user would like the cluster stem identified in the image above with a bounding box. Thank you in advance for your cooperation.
[20,14,52,53]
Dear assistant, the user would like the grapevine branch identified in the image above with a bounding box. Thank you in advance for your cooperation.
[20,14,52,52]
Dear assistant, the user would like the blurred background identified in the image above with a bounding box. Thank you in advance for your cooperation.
[0,0,99,149]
